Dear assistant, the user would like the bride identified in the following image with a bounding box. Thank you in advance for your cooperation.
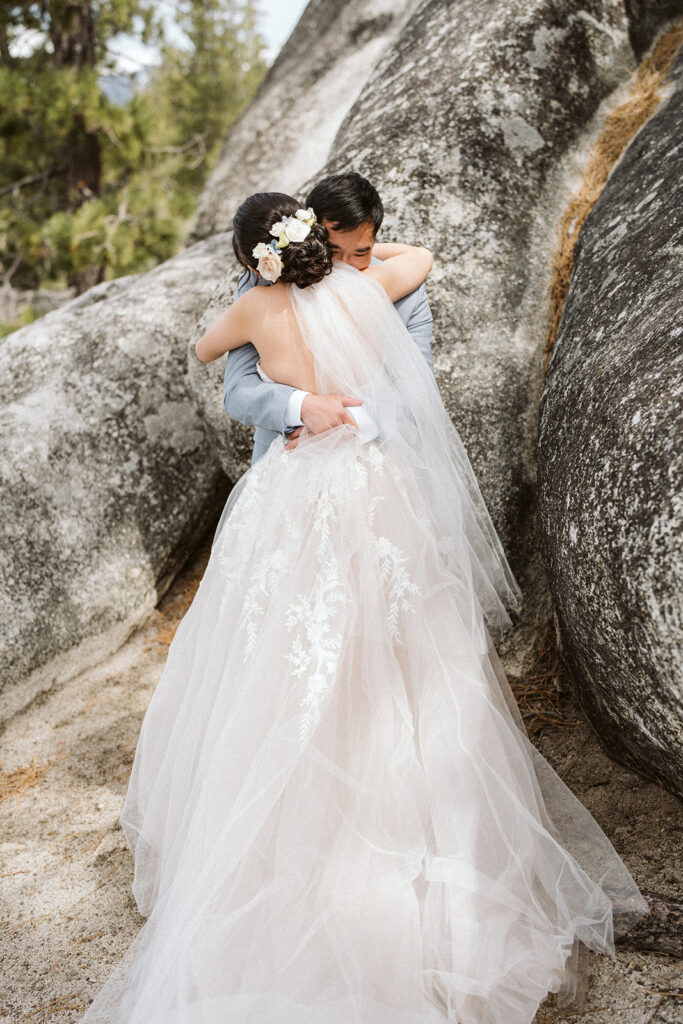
[79,193,647,1024]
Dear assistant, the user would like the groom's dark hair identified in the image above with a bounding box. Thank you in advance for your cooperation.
[306,173,384,234]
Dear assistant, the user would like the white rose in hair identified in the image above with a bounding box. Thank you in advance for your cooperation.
[270,221,286,237]
[295,207,316,225]
[284,218,311,243]
[252,242,271,259]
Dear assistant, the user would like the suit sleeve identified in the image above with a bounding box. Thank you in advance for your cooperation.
[222,270,297,435]
[403,282,435,375]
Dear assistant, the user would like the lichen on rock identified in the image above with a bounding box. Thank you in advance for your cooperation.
[0,236,232,718]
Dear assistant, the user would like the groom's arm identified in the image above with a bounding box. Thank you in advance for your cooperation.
[222,269,299,436]
[223,344,300,433]
[399,281,435,375]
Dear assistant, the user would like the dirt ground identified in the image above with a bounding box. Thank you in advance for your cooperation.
[1,537,681,1024]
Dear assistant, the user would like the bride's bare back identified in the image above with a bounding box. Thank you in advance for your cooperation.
[195,246,433,372]
[242,283,317,391]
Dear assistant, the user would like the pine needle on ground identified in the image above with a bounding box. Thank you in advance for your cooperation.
[0,757,49,803]
[18,992,87,1022]
[508,620,580,736]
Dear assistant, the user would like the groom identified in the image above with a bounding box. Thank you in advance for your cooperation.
[223,172,435,462]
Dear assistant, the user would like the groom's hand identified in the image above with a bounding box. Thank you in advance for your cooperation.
[301,393,362,433]
[284,394,362,450]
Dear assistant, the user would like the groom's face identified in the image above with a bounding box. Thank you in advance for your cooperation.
[322,220,375,270]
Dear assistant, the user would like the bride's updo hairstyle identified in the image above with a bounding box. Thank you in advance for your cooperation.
[232,192,333,288]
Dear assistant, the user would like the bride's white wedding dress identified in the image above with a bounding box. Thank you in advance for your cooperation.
[79,263,647,1024]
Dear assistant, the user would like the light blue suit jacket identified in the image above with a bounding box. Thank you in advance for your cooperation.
[223,259,435,463]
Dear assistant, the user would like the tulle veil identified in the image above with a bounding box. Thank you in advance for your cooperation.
[217,261,523,648]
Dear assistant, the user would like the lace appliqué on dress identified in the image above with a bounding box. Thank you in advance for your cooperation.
[374,535,421,643]
[285,480,351,748]
[216,442,421,748]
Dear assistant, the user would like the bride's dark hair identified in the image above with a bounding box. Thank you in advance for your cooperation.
[232,192,333,288]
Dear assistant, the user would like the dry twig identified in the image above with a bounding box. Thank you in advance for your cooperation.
[45,932,104,974]
[541,1008,607,1022]
[18,992,87,1022]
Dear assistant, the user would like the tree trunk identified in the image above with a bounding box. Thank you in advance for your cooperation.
[0,16,12,66]
[49,1,96,69]
[61,111,102,206]
[49,3,103,293]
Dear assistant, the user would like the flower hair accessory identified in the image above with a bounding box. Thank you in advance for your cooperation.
[251,207,317,282]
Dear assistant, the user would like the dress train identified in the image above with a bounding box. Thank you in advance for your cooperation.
[78,264,647,1024]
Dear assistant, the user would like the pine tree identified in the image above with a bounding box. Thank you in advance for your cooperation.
[145,0,265,194]
[0,1,265,297]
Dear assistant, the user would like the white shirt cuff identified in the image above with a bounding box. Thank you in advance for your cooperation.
[283,389,309,429]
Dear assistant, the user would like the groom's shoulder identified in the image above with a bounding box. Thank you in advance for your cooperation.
[237,268,272,296]
[237,267,254,295]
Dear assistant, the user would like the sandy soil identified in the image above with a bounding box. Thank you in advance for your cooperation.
[1,537,681,1024]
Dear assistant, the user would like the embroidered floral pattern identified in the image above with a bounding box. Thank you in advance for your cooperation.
[285,482,350,747]
[286,559,349,747]
[374,535,421,642]
[212,441,419,748]
[241,548,291,657]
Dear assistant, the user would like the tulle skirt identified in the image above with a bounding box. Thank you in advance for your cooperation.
[79,426,647,1024]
